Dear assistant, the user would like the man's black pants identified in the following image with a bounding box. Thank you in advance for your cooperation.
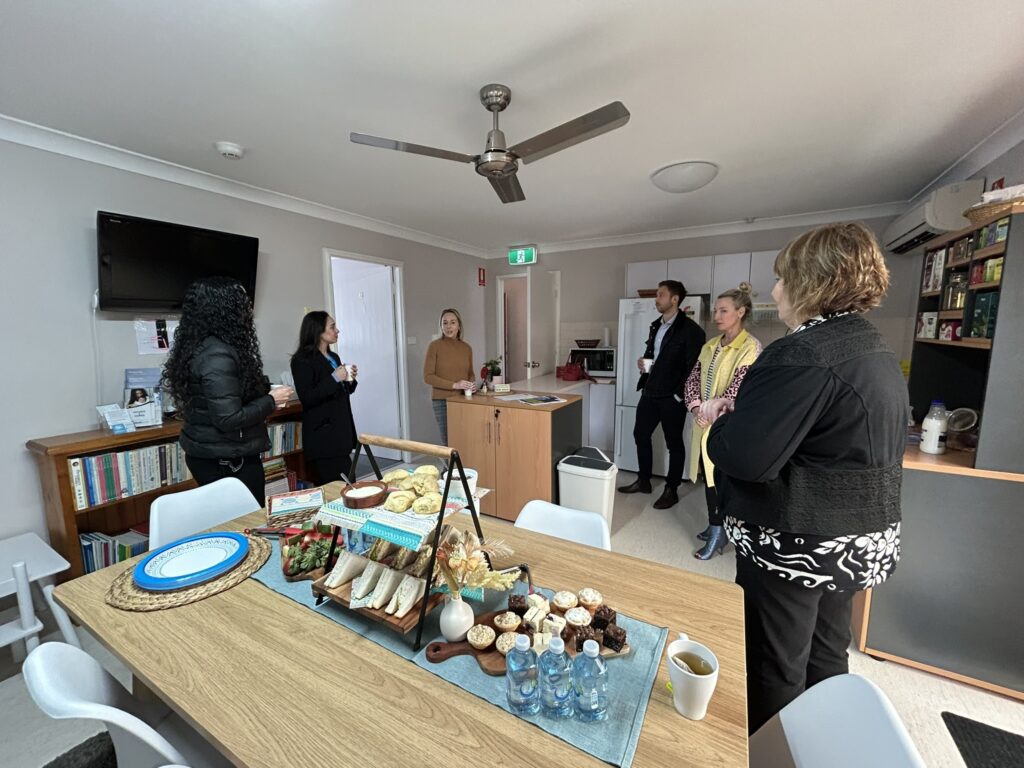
[633,393,686,487]
[736,555,854,734]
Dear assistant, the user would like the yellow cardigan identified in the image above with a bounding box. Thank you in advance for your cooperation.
[686,329,762,485]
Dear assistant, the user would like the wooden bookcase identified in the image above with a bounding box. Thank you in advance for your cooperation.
[907,203,1023,472]
[26,403,306,580]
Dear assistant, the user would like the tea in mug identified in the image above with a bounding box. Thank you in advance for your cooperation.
[672,651,714,676]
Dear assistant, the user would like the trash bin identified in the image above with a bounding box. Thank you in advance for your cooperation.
[557,447,618,528]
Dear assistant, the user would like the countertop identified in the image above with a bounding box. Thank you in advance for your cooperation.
[506,373,616,395]
[445,390,582,412]
[902,444,1024,482]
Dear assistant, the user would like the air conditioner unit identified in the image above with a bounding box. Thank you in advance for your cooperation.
[883,180,984,254]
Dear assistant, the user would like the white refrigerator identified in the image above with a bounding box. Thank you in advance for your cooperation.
[614,297,703,477]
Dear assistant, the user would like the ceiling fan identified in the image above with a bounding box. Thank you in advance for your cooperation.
[351,84,630,203]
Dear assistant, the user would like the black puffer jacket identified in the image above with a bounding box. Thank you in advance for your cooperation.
[178,336,274,459]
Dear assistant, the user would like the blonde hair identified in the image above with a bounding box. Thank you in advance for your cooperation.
[439,308,463,341]
[717,282,753,325]
[775,222,889,319]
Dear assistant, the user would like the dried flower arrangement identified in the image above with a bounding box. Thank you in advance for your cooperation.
[433,530,520,596]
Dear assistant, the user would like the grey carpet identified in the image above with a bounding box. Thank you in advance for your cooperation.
[942,711,1024,768]
[42,732,115,768]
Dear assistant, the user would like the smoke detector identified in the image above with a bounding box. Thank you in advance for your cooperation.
[214,141,245,160]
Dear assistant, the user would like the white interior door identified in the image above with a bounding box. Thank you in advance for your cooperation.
[330,256,404,461]
[501,275,528,384]
[527,268,558,378]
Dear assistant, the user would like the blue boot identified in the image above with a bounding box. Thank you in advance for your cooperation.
[694,525,726,560]
[696,525,712,541]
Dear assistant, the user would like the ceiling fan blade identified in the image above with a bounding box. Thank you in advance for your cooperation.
[350,132,475,164]
[489,174,526,204]
[509,101,630,165]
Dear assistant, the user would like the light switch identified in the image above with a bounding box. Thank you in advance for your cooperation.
[407,336,417,345]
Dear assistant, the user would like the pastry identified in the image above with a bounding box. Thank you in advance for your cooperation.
[602,623,626,652]
[399,475,419,491]
[383,491,415,512]
[467,624,496,650]
[552,591,578,613]
[564,606,593,629]
[578,587,603,613]
[542,613,567,638]
[592,604,617,631]
[532,632,552,652]
[527,593,550,614]
[369,567,404,609]
[410,475,439,497]
[493,611,522,633]
[382,469,410,484]
[508,594,528,617]
[413,464,440,477]
[524,605,547,632]
[411,492,443,515]
[352,561,386,599]
[573,625,596,652]
[385,575,425,618]
[495,632,518,656]
[324,552,368,588]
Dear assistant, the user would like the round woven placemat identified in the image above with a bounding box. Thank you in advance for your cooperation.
[105,535,271,612]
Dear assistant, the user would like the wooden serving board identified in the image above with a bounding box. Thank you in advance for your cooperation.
[311,574,443,634]
[424,609,631,676]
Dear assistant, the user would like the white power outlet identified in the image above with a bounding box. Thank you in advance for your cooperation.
[407,336,417,345]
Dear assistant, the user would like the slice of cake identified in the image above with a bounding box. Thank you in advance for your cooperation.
[508,594,528,617]
[602,623,627,652]
[573,625,596,652]
[592,604,617,632]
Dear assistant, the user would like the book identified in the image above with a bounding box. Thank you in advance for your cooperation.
[68,457,87,511]
[916,312,938,339]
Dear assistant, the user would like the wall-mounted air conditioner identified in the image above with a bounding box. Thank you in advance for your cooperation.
[883,180,984,254]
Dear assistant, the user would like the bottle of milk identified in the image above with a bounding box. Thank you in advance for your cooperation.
[920,400,948,455]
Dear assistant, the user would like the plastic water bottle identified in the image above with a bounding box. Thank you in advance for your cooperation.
[539,636,574,718]
[573,639,609,721]
[921,400,948,455]
[506,634,540,715]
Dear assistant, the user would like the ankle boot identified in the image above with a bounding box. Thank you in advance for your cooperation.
[696,525,712,541]
[694,525,727,560]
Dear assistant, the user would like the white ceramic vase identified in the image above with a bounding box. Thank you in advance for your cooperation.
[439,594,475,642]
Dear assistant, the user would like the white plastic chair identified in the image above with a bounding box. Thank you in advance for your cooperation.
[149,477,261,549]
[514,500,612,551]
[23,642,230,768]
[749,674,926,768]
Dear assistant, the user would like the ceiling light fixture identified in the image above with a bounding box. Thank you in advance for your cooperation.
[214,140,245,160]
[650,161,718,193]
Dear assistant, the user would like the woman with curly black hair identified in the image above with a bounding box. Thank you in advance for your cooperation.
[162,276,293,504]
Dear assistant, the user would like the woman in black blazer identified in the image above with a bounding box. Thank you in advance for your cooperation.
[290,311,359,486]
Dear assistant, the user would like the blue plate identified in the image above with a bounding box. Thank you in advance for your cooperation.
[133,532,249,592]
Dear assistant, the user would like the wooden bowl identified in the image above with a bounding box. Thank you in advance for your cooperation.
[636,289,658,298]
[341,481,387,509]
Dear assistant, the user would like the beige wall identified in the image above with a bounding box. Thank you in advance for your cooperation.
[0,139,485,540]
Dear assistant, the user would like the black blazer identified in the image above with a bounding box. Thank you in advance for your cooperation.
[290,351,358,461]
[636,314,706,399]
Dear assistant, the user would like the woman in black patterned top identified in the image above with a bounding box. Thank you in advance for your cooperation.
[706,222,910,734]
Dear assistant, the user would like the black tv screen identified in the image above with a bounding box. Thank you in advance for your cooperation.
[97,211,258,311]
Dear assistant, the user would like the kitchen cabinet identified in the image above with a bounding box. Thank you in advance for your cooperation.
[668,255,713,296]
[625,260,668,298]
[749,250,779,305]
[446,393,582,521]
[711,252,752,299]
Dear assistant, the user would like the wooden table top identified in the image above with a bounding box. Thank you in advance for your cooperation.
[54,489,747,768]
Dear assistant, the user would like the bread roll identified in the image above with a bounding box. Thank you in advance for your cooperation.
[413,465,440,477]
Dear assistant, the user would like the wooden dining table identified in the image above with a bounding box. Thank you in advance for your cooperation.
[54,482,748,768]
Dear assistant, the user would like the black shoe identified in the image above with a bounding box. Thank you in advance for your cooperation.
[617,478,652,494]
[653,485,679,509]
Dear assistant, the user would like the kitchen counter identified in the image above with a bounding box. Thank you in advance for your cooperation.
[506,373,615,395]
[506,374,616,453]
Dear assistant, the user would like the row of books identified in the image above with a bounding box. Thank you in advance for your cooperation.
[263,456,294,498]
[261,422,303,459]
[79,525,149,574]
[67,443,192,511]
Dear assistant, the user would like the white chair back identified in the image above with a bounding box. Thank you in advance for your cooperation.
[150,477,260,549]
[514,500,612,551]
[749,674,926,768]
[23,643,187,768]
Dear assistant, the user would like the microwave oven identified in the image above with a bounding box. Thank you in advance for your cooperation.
[569,346,616,378]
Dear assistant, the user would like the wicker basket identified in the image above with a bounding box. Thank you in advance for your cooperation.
[963,199,1024,225]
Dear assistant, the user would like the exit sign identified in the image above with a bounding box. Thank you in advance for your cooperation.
[507,245,538,266]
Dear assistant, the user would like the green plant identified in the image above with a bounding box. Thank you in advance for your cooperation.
[483,358,502,377]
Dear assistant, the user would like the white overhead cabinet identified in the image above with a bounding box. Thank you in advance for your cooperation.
[624,260,668,298]
[711,252,751,298]
[625,250,780,301]
[668,255,712,296]
[748,250,779,305]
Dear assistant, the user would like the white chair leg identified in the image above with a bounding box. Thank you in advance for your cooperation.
[43,583,82,649]
[13,562,41,654]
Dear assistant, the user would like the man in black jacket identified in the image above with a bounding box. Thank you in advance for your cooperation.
[618,280,706,508]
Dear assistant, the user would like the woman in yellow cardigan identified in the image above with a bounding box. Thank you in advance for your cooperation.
[684,285,762,559]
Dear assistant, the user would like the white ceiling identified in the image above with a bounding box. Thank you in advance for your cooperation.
[3,1,1024,253]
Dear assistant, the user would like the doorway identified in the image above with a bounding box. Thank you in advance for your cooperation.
[501,275,528,382]
[497,270,560,382]
[324,250,410,462]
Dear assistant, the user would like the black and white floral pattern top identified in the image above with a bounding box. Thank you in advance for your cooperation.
[723,313,902,591]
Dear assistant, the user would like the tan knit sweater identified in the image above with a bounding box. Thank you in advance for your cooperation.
[423,337,475,400]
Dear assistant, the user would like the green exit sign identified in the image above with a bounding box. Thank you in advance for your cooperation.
[507,245,538,266]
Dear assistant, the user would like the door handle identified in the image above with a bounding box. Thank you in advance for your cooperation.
[486,420,491,444]
[523,362,531,367]
[496,420,501,445]
[530,361,540,368]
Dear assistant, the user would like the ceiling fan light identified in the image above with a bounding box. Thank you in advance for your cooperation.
[650,161,718,193]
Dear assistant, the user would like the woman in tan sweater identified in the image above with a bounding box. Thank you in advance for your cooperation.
[423,308,475,445]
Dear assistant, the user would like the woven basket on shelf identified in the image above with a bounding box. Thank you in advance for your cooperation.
[963,199,1024,225]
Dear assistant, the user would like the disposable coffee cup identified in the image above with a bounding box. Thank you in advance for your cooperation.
[642,358,654,373]
[665,632,719,720]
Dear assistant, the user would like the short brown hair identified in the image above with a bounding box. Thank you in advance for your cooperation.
[717,283,753,324]
[659,279,686,304]
[775,222,889,318]
[439,308,463,340]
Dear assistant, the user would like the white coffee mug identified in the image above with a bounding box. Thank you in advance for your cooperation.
[665,632,719,720]
[642,358,654,373]
[345,364,356,379]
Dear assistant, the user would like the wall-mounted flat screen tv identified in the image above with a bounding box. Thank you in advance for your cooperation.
[97,211,258,311]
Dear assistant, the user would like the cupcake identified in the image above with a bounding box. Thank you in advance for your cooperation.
[467,624,496,650]
[578,587,603,613]
[551,590,578,613]
[494,611,522,633]
[495,632,518,656]
[564,606,593,632]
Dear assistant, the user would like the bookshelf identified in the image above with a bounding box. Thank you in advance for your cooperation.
[27,403,306,579]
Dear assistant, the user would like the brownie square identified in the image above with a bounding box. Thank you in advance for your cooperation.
[592,604,616,632]
[573,625,596,652]
[508,594,528,616]
[602,623,627,652]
